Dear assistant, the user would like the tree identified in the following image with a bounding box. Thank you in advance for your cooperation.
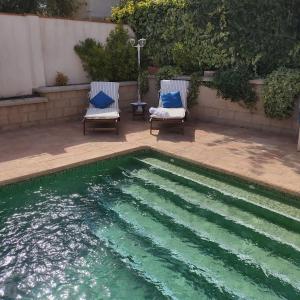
[113,0,300,76]
[0,0,81,17]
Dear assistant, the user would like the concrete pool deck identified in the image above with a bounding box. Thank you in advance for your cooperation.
[1,113,300,197]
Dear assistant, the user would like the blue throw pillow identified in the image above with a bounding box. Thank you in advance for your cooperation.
[90,91,114,109]
[161,91,183,108]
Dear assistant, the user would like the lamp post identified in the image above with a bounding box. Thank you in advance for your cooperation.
[130,38,146,104]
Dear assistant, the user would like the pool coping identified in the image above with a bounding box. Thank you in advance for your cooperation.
[1,145,300,199]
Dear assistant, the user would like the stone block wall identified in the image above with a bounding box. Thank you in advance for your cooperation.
[147,76,299,136]
[0,82,138,131]
[1,77,298,138]
[193,82,299,136]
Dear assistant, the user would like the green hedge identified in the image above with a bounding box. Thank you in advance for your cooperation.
[263,68,300,119]
[112,0,300,76]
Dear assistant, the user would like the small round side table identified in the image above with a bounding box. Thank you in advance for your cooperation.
[130,102,148,120]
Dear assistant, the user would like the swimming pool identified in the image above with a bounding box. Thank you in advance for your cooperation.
[0,150,299,299]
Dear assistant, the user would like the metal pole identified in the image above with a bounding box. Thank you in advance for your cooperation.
[137,45,141,103]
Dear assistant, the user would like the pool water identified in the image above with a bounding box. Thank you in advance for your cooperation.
[0,150,300,300]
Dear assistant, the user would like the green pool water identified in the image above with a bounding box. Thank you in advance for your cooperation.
[0,150,300,300]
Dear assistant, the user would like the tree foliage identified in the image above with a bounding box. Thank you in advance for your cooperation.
[113,0,300,76]
[0,0,80,17]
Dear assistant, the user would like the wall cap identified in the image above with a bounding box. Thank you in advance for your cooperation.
[0,12,116,24]
[149,75,265,85]
[34,81,138,94]
[34,84,90,94]
[0,97,48,107]
[249,79,265,85]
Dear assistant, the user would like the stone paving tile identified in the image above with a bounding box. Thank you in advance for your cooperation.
[0,114,300,196]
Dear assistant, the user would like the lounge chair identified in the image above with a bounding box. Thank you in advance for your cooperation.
[149,80,189,134]
[83,82,120,135]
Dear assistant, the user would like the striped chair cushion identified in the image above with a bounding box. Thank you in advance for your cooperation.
[159,80,189,109]
[89,82,120,113]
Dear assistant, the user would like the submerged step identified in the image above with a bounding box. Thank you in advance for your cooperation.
[128,167,300,253]
[95,218,210,300]
[135,157,300,222]
[117,182,300,297]
[63,246,165,300]
[102,195,286,300]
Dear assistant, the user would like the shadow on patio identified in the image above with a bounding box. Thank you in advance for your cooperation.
[0,115,300,195]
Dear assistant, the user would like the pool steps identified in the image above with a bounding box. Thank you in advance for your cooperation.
[87,153,300,299]
[96,203,275,300]
[131,158,300,250]
[134,157,300,225]
[126,173,300,266]
[96,220,210,300]
[94,154,300,299]
[95,190,298,299]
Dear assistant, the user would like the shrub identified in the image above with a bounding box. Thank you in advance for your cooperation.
[55,72,69,86]
[213,66,257,108]
[105,26,137,81]
[74,26,137,82]
[263,68,300,119]
[156,66,181,84]
[74,38,108,81]
[187,72,202,108]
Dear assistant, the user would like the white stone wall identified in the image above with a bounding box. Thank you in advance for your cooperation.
[0,13,131,98]
[40,17,120,86]
[0,15,45,98]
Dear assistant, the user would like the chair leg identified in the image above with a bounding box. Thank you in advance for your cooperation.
[181,120,185,135]
[150,119,153,135]
[115,120,119,135]
[297,127,300,151]
[184,113,187,121]
[83,119,86,135]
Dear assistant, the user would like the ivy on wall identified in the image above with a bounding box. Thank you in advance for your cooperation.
[213,67,257,108]
[112,0,300,76]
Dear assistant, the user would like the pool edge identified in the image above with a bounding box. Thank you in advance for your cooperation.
[1,145,300,199]
[151,147,300,199]
[0,146,148,187]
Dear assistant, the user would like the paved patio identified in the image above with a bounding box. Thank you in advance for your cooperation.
[1,113,300,196]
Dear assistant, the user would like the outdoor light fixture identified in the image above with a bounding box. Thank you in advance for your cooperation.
[130,38,147,103]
